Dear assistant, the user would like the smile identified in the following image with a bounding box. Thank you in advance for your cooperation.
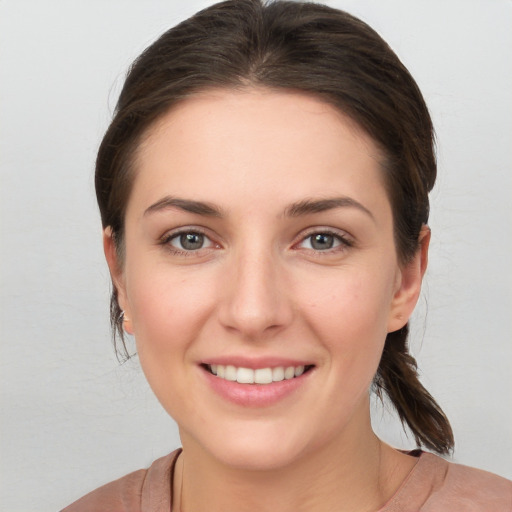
[206,364,312,384]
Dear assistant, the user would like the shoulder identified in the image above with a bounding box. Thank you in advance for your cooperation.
[430,454,512,511]
[387,452,512,512]
[60,450,180,512]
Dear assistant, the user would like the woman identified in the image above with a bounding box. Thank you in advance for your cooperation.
[63,0,511,510]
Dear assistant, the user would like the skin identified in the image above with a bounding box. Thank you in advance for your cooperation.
[104,88,429,511]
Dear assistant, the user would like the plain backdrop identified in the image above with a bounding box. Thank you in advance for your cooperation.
[1,1,511,510]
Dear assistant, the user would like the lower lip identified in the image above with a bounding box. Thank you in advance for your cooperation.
[201,367,312,407]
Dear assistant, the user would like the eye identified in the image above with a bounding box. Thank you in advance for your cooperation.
[298,231,352,251]
[167,231,214,251]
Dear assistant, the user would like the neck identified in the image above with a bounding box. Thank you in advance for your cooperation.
[174,410,416,512]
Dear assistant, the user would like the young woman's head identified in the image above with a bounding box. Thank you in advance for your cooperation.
[97,0,453,461]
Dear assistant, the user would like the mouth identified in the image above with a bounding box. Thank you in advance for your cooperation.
[202,363,315,385]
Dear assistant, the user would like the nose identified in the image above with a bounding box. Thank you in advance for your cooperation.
[218,247,293,340]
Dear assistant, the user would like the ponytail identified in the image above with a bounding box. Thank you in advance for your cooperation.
[374,324,454,455]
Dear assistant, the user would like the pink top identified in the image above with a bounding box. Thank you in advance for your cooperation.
[62,449,512,512]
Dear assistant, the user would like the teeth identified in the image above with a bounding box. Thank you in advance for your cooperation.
[284,366,295,379]
[294,365,305,377]
[237,367,254,384]
[208,364,309,384]
[272,367,284,382]
[225,365,237,381]
[254,368,272,384]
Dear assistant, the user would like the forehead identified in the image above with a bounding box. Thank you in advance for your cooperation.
[139,87,379,160]
[129,87,388,217]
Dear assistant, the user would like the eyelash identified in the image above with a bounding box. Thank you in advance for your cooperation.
[295,229,354,254]
[159,228,353,256]
[160,228,216,256]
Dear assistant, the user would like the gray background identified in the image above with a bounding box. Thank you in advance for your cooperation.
[1,1,511,510]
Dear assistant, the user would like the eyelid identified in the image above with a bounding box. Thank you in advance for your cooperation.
[293,227,354,251]
[170,232,214,250]
[158,225,353,255]
[159,226,220,255]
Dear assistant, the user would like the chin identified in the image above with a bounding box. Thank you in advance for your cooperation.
[214,441,304,472]
[184,419,321,472]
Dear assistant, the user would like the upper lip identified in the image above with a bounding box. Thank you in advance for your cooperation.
[201,356,314,369]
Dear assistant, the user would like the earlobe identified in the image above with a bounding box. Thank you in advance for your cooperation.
[120,311,133,335]
[387,226,430,333]
[103,228,133,334]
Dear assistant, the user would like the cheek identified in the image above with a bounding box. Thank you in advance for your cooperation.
[303,265,395,329]
[124,263,217,370]
[298,264,395,369]
[124,267,218,420]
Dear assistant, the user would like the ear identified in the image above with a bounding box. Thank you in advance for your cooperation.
[387,225,430,333]
[103,227,133,335]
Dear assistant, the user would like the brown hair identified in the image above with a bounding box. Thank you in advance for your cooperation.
[96,0,453,454]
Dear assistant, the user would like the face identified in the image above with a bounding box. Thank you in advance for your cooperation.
[105,88,425,470]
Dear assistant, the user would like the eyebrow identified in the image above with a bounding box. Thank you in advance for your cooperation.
[284,197,374,220]
[144,196,223,217]
[143,195,374,220]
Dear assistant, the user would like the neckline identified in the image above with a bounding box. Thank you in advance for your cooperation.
[378,450,433,511]
[169,448,183,511]
[168,448,432,512]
